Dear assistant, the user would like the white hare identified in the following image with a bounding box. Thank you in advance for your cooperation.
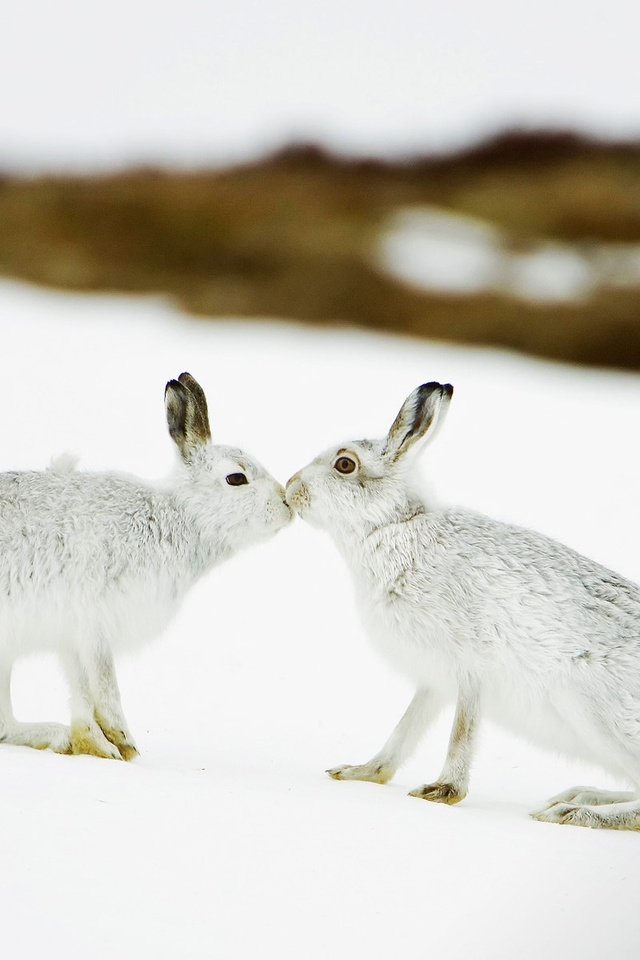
[286,383,640,830]
[0,372,292,760]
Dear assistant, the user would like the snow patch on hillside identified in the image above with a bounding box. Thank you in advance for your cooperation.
[381,206,640,301]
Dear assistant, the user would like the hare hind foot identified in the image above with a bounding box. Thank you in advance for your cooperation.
[326,761,394,784]
[0,722,71,754]
[408,782,466,805]
[543,785,635,807]
[531,798,640,831]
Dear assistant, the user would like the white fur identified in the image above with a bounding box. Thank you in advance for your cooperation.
[0,374,292,760]
[286,382,640,830]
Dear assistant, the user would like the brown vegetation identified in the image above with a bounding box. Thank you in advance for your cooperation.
[1,131,639,368]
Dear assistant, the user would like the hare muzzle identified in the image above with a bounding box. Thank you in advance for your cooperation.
[285,474,310,515]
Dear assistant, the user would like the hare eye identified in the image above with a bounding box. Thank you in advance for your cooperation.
[334,456,356,475]
[226,473,248,486]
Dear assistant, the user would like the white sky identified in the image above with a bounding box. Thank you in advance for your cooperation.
[1,0,639,172]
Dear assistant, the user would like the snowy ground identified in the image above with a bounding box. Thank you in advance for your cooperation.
[1,279,640,959]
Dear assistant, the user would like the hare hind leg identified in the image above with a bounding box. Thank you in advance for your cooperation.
[0,659,71,754]
[543,786,636,806]
[532,693,640,829]
[530,787,636,825]
[532,797,640,830]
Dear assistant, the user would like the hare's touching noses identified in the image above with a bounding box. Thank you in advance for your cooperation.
[287,381,640,831]
[0,372,291,762]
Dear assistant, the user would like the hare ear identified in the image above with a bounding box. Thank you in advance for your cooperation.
[384,382,453,461]
[165,376,211,461]
[177,372,211,440]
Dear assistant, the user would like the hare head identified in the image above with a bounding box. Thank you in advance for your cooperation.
[165,372,292,551]
[286,382,453,534]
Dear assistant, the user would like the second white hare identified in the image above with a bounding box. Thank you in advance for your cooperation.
[0,372,292,760]
[286,383,640,830]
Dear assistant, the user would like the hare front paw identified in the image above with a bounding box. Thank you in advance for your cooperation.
[326,761,393,784]
[409,782,466,805]
[95,716,139,761]
[70,722,123,761]
[100,727,138,761]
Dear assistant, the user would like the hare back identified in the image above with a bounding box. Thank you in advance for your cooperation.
[357,508,640,709]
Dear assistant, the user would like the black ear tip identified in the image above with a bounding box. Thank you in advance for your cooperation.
[417,381,453,398]
[165,379,181,396]
[178,371,192,383]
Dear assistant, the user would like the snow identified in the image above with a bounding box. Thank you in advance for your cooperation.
[507,244,594,302]
[380,208,504,294]
[380,205,640,302]
[2,1,640,172]
[593,244,640,289]
[1,279,640,958]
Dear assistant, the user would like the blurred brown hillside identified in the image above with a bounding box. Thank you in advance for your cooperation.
[1,130,640,369]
